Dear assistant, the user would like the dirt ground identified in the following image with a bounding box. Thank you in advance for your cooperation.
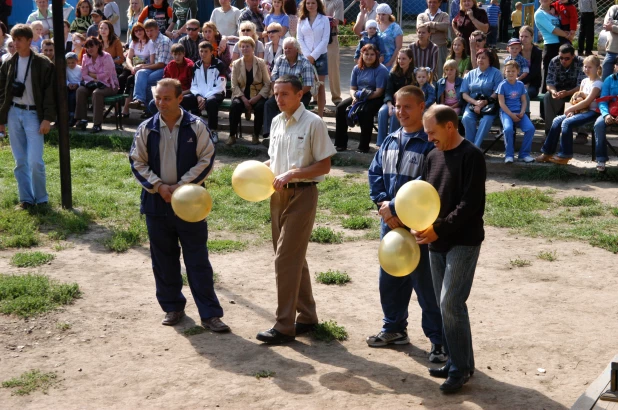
[1,163,618,410]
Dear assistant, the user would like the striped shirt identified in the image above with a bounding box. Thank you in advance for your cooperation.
[270,54,315,87]
[409,41,438,80]
[486,4,501,27]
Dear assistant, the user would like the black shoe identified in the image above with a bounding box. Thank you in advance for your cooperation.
[429,364,474,379]
[76,120,88,131]
[91,124,102,133]
[335,146,347,152]
[161,310,185,326]
[256,328,295,344]
[295,322,316,335]
[440,374,470,394]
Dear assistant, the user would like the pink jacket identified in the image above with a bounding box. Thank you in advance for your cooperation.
[81,51,119,90]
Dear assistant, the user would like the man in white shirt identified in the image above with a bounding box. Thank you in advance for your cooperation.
[211,0,242,37]
[256,74,336,344]
[324,0,344,104]
[353,0,378,36]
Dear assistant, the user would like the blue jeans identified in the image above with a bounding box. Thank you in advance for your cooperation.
[462,106,497,147]
[499,111,535,159]
[429,245,481,378]
[594,115,610,162]
[379,221,442,343]
[8,106,48,205]
[541,111,599,158]
[133,68,164,104]
[377,103,400,146]
[146,211,224,320]
[602,52,618,82]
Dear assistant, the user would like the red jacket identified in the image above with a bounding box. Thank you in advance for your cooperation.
[551,1,578,31]
[163,58,194,91]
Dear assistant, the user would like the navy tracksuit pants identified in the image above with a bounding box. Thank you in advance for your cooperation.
[379,221,443,344]
[146,213,223,320]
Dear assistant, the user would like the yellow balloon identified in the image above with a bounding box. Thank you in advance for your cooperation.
[378,228,421,277]
[394,180,441,231]
[232,160,275,202]
[171,184,213,222]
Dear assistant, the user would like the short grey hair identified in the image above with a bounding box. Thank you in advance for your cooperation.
[282,37,301,54]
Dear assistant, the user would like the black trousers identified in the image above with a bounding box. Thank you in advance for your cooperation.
[499,5,512,42]
[335,97,382,152]
[542,43,561,93]
[578,12,595,55]
[182,93,224,130]
[262,92,312,137]
[229,96,265,136]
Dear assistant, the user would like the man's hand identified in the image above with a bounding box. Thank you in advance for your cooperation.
[605,115,616,125]
[510,113,520,122]
[378,201,394,221]
[158,184,174,203]
[272,170,296,191]
[604,21,613,31]
[39,120,51,135]
[307,56,316,65]
[385,215,404,229]
[197,96,206,111]
[411,225,438,245]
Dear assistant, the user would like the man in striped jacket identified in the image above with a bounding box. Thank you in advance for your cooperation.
[130,78,229,332]
[367,85,445,363]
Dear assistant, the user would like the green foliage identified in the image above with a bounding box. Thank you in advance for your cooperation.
[103,219,147,252]
[341,216,374,230]
[611,207,618,217]
[485,188,552,228]
[253,370,275,379]
[208,239,247,253]
[537,250,558,262]
[589,233,618,254]
[560,196,600,207]
[315,270,351,285]
[310,227,343,244]
[0,274,80,318]
[579,206,604,218]
[330,155,369,167]
[2,370,58,395]
[56,322,71,331]
[10,252,55,268]
[318,176,374,216]
[313,320,349,342]
[183,326,206,336]
[45,129,133,152]
[515,166,577,182]
[509,258,531,268]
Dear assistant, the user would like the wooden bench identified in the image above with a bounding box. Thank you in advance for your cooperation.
[89,94,129,131]
[572,354,618,409]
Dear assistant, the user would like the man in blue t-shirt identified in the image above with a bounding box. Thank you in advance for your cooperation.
[497,60,536,163]
[486,0,501,47]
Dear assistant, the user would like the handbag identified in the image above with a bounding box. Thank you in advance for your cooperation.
[470,94,499,116]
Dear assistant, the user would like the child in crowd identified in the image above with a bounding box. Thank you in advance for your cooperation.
[504,38,528,81]
[354,20,385,63]
[263,0,289,38]
[147,43,194,115]
[497,60,536,163]
[415,67,435,110]
[511,2,523,38]
[2,40,15,63]
[66,52,82,126]
[261,0,272,17]
[87,10,104,38]
[448,36,472,77]
[41,39,55,61]
[31,21,44,52]
[551,0,577,44]
[486,0,501,47]
[537,55,603,165]
[436,59,462,115]
[72,32,86,64]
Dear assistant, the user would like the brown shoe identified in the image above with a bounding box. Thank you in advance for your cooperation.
[226,135,236,146]
[548,156,570,165]
[202,317,230,332]
[535,154,553,163]
[162,310,185,326]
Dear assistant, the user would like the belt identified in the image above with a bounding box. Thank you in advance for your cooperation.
[12,102,37,111]
[283,181,317,189]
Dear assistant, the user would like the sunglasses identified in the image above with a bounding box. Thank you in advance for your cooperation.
[474,38,484,43]
[186,27,199,31]
[267,30,280,34]
[241,29,252,32]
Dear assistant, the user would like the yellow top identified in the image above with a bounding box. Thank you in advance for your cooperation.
[511,10,522,26]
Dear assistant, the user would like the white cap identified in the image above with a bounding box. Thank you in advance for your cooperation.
[376,3,392,15]
[365,19,378,29]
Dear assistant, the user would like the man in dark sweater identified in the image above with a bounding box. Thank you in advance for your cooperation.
[414,104,486,394]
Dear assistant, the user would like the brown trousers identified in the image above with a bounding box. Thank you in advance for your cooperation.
[75,85,118,125]
[270,184,319,336]
[327,37,341,103]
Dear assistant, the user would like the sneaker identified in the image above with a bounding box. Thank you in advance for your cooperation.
[519,156,535,163]
[535,153,552,163]
[211,131,219,144]
[597,161,606,172]
[366,330,410,347]
[429,343,448,363]
[504,156,514,164]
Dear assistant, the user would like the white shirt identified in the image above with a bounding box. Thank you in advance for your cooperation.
[297,14,331,61]
[66,65,82,85]
[268,104,336,182]
[581,78,603,111]
[131,39,156,63]
[13,55,35,106]
[210,6,242,37]
[104,2,122,39]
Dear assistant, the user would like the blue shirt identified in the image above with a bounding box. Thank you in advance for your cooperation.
[351,64,389,91]
[461,66,503,99]
[378,22,404,67]
[504,54,529,75]
[264,13,290,28]
[496,79,527,113]
[486,4,500,26]
[534,9,560,45]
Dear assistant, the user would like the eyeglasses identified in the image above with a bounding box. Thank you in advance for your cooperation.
[267,30,280,34]
[187,27,199,31]
[474,38,484,43]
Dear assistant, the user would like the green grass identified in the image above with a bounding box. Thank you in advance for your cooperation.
[10,251,55,268]
[485,188,553,228]
[310,227,343,244]
[537,250,558,262]
[253,370,275,379]
[509,258,531,268]
[315,270,351,285]
[313,320,348,342]
[183,326,206,336]
[579,206,604,218]
[208,239,247,253]
[56,322,71,331]
[0,274,80,318]
[341,216,374,230]
[560,196,600,207]
[318,176,374,216]
[2,370,58,395]
[515,166,577,182]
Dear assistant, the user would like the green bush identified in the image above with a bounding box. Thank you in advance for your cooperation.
[10,252,55,268]
[310,227,343,244]
[315,270,351,285]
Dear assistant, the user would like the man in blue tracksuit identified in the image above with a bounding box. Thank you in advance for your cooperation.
[367,85,445,363]
[129,78,229,332]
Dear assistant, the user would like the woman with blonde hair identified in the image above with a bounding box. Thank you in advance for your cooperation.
[264,22,284,70]
[202,21,230,69]
[232,21,265,60]
[127,0,144,44]
[228,36,271,145]
[435,59,463,115]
